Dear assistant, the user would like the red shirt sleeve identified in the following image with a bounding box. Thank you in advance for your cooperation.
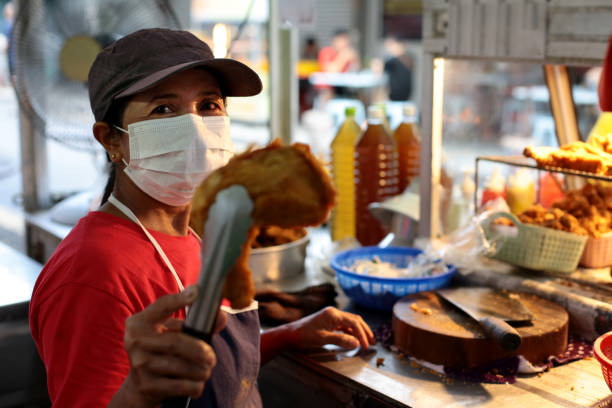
[318,46,338,72]
[599,33,612,112]
[34,283,133,407]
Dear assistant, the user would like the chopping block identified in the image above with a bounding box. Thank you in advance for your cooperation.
[392,291,568,368]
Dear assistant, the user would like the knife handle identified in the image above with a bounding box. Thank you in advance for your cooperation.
[478,316,522,351]
[160,326,213,408]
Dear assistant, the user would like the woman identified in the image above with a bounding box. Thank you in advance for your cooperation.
[29,28,374,407]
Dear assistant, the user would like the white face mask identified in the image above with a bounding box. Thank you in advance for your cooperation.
[115,113,234,206]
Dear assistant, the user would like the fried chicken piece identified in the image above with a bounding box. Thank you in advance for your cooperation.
[524,143,612,175]
[588,133,612,155]
[251,226,307,249]
[191,140,336,308]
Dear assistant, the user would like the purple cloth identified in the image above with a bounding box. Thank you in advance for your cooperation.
[374,321,593,384]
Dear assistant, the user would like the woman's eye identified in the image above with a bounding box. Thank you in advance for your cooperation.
[151,105,172,115]
[201,101,221,111]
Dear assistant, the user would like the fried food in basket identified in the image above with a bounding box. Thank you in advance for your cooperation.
[191,140,336,308]
[523,143,612,175]
[502,183,612,237]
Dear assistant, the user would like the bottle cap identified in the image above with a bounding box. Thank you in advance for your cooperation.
[487,167,506,193]
[403,104,417,118]
[345,106,356,117]
[367,105,385,121]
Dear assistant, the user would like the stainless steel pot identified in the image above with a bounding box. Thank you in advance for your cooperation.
[248,232,310,284]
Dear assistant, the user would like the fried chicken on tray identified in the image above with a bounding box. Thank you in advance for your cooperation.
[524,141,612,175]
[191,140,336,309]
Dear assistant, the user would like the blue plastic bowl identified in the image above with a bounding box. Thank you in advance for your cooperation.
[330,246,457,311]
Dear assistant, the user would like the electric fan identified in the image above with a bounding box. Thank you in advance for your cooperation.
[9,0,181,152]
[9,0,181,224]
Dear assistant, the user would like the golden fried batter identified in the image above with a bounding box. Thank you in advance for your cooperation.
[524,143,612,175]
[191,140,336,309]
[512,183,612,237]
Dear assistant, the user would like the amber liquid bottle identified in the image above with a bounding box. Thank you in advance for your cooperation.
[354,105,400,246]
[330,106,361,241]
[393,104,420,193]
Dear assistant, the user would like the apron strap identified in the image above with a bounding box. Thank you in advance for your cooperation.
[108,193,190,317]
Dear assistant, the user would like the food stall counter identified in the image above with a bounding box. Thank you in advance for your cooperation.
[257,230,612,408]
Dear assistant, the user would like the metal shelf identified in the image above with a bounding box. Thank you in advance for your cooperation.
[474,155,612,211]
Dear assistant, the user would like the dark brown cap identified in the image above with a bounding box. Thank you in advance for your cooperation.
[88,28,262,122]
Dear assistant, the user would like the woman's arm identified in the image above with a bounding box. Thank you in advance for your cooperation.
[260,306,375,364]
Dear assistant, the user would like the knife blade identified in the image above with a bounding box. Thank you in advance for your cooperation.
[436,287,533,351]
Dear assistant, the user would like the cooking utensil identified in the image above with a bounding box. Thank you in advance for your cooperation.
[368,193,419,247]
[162,185,254,408]
[393,291,568,368]
[249,232,309,284]
[436,287,533,351]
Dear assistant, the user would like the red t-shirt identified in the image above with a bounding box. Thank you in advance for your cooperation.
[29,211,201,407]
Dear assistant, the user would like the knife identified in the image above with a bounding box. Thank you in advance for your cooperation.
[436,287,533,351]
[162,184,254,408]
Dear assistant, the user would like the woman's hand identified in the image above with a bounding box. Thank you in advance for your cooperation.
[110,285,226,407]
[286,306,375,350]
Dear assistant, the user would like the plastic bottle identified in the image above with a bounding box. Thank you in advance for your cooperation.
[446,184,466,233]
[354,105,400,246]
[393,104,420,193]
[480,167,506,207]
[506,168,536,215]
[330,107,362,241]
[461,169,476,217]
[446,170,476,233]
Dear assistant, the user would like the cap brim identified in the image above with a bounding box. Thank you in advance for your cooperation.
[115,58,263,99]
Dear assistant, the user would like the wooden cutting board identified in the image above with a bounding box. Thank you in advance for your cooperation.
[392,290,569,368]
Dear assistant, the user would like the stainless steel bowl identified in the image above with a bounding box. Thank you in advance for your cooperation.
[369,198,419,247]
[248,232,310,284]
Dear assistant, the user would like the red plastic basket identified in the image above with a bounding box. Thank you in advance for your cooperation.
[594,331,612,391]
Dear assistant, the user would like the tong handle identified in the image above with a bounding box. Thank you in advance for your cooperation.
[159,323,214,408]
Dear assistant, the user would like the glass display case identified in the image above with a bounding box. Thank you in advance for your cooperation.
[419,0,612,238]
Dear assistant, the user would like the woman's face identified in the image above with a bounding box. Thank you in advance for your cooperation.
[118,68,226,160]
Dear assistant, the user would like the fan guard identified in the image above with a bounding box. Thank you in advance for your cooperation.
[9,0,181,152]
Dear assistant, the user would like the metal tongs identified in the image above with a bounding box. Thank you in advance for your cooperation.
[162,185,253,408]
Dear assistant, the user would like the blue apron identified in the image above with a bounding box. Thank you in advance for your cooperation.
[190,304,262,408]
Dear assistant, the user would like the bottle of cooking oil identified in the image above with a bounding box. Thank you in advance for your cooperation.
[393,104,420,193]
[330,107,361,241]
[354,105,400,246]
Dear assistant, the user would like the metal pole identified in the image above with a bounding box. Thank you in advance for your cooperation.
[278,24,298,145]
[16,0,50,212]
[268,0,281,143]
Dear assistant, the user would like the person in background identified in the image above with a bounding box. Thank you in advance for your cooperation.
[318,29,360,73]
[303,36,319,60]
[2,1,13,38]
[29,28,375,408]
[0,1,13,86]
[383,36,413,101]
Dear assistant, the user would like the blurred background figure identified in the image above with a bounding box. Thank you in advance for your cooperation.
[303,36,318,60]
[383,36,413,101]
[0,1,14,87]
[318,29,359,73]
[298,36,320,115]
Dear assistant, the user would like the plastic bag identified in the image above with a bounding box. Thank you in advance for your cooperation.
[416,197,512,274]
